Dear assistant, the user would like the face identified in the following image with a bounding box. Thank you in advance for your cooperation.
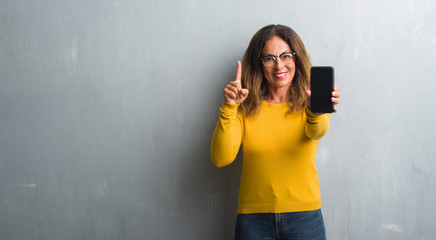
[261,36,296,90]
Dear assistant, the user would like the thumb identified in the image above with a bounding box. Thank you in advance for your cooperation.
[240,88,249,97]
[306,90,311,108]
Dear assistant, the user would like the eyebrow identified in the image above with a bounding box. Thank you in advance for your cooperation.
[262,51,293,57]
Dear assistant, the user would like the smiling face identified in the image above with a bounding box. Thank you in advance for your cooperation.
[262,36,296,91]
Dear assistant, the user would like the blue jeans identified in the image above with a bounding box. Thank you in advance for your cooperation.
[234,209,326,240]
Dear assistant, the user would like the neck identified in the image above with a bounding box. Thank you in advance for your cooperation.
[264,86,289,104]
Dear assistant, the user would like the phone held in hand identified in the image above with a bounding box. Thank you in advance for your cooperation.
[310,66,334,113]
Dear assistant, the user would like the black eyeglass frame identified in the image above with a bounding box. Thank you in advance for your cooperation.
[260,52,296,68]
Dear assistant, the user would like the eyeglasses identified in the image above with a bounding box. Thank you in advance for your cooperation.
[260,52,296,68]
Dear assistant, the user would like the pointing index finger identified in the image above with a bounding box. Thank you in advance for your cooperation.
[235,61,242,84]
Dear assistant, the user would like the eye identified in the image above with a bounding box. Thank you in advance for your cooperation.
[281,54,292,60]
[263,56,275,62]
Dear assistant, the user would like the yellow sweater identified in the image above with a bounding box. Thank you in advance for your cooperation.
[211,100,331,214]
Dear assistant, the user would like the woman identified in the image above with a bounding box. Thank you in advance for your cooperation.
[211,24,341,240]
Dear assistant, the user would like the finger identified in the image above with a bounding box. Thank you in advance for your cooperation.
[331,97,340,105]
[231,82,243,96]
[229,81,240,90]
[332,90,341,98]
[231,85,241,98]
[332,87,341,97]
[306,90,311,97]
[224,88,237,99]
[333,108,338,113]
[235,61,242,84]
[226,84,239,94]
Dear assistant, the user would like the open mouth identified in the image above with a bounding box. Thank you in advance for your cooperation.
[273,72,287,79]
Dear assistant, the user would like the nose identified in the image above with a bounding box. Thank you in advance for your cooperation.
[274,57,284,69]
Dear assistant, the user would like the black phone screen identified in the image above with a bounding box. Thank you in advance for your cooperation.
[310,66,334,113]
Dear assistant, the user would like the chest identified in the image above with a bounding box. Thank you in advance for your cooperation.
[242,110,308,154]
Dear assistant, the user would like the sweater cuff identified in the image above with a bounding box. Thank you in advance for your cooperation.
[221,100,240,112]
[305,105,323,123]
[219,101,240,119]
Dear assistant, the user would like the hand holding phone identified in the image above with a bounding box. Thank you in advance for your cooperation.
[310,66,335,113]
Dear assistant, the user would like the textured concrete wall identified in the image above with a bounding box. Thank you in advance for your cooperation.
[1,0,435,239]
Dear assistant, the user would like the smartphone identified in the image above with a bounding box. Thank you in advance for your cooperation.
[310,66,334,113]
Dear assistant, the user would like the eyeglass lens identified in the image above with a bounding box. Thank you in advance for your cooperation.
[262,53,294,67]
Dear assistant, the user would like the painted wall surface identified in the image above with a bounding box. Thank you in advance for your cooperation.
[1,0,435,239]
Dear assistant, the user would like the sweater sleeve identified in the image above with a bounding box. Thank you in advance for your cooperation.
[304,105,331,140]
[210,101,243,167]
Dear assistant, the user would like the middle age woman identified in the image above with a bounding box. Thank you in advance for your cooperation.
[211,24,341,240]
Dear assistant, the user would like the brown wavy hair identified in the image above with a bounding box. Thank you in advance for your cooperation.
[240,24,311,117]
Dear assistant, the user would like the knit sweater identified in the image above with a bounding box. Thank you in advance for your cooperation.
[211,100,331,213]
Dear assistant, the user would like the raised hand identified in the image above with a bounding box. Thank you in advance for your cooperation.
[224,61,249,105]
